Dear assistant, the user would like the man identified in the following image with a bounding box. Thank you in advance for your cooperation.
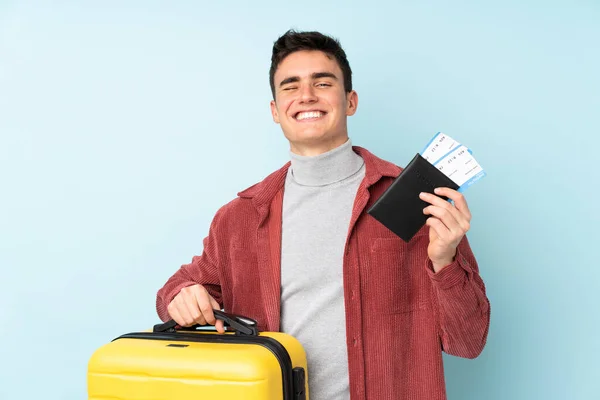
[156,29,490,400]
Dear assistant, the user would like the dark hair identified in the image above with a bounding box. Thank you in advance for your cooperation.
[269,29,353,99]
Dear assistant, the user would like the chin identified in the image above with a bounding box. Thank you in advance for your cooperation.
[292,136,331,148]
[292,128,331,141]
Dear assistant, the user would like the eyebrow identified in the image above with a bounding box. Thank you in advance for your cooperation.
[279,72,338,87]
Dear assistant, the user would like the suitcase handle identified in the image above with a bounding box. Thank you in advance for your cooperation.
[153,310,259,336]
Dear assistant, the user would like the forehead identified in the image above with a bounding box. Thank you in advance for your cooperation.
[274,50,342,81]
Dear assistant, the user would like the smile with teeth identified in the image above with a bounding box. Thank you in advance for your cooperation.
[295,111,326,121]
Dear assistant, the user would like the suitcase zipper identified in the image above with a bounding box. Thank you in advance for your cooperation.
[113,332,304,400]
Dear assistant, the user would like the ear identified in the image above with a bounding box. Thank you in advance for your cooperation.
[346,90,358,116]
[270,100,280,124]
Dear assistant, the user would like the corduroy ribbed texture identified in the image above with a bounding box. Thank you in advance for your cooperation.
[155,146,491,400]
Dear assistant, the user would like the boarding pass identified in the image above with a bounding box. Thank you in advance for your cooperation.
[420,132,486,191]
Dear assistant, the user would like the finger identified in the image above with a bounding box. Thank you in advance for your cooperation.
[426,217,451,241]
[419,190,456,210]
[420,192,470,232]
[208,296,225,333]
[193,287,216,325]
[209,295,221,311]
[423,205,462,236]
[168,305,185,327]
[433,187,471,220]
[175,296,198,326]
[182,292,206,326]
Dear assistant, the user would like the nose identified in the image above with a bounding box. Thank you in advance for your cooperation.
[299,84,318,104]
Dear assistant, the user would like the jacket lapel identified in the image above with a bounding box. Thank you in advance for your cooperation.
[255,186,284,332]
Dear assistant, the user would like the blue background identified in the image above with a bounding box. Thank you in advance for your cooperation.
[1,1,598,399]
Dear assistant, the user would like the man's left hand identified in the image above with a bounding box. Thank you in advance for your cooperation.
[419,187,472,273]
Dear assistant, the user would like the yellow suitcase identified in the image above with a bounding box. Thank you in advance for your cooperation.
[88,310,309,399]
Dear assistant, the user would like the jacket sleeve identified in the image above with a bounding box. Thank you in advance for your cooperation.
[155,210,225,323]
[425,235,491,359]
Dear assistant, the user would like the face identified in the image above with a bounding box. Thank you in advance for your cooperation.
[270,50,358,156]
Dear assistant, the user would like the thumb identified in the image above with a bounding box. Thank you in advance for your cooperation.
[209,296,225,334]
[215,319,225,334]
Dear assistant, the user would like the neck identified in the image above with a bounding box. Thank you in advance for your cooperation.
[288,138,364,186]
[289,135,350,157]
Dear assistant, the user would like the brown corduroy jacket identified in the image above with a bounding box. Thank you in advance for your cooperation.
[156,146,491,400]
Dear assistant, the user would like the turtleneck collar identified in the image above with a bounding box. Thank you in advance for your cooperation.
[288,138,365,187]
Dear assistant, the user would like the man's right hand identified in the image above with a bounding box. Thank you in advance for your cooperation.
[167,284,225,333]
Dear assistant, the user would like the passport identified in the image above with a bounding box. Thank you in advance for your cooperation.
[367,132,485,242]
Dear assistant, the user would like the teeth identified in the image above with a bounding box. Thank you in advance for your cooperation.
[296,111,323,120]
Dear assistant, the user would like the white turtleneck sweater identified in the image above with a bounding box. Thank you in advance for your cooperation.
[280,138,366,400]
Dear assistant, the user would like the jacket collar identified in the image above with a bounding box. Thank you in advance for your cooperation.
[237,146,401,208]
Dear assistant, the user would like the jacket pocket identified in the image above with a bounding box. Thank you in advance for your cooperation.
[365,237,429,314]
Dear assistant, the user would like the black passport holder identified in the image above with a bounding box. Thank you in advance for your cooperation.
[367,153,460,242]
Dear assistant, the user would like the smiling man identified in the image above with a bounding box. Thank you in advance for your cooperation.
[156,30,491,400]
[269,49,357,157]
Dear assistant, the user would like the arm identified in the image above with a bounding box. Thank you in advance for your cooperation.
[155,211,224,323]
[419,188,491,358]
[426,235,490,359]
